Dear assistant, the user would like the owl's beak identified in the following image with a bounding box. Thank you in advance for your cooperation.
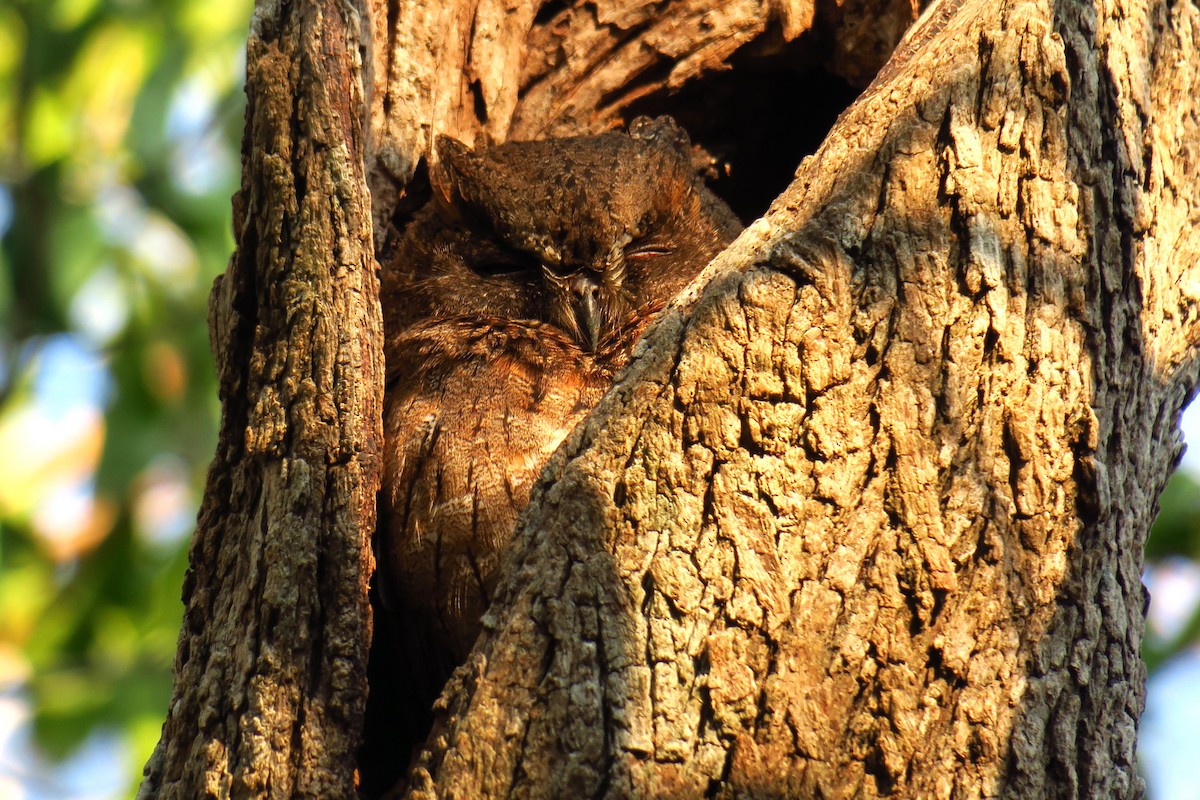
[570,274,603,351]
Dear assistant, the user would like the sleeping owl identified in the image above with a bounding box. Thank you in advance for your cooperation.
[374,116,741,731]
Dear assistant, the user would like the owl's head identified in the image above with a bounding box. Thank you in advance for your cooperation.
[425,117,739,352]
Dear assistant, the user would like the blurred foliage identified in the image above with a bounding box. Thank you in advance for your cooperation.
[0,0,250,794]
[1148,470,1200,562]
[1144,469,1200,672]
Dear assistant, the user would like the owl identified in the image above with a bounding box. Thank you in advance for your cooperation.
[372,117,741,743]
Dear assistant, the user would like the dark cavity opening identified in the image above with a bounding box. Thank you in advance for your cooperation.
[625,28,862,222]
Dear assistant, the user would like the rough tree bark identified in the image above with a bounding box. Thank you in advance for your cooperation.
[138,0,380,797]
[140,0,1200,798]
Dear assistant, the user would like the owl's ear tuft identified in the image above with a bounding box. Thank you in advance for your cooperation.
[428,135,475,218]
[628,115,691,152]
[434,135,476,176]
[629,115,724,185]
[432,135,522,232]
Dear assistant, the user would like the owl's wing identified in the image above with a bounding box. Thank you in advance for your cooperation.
[379,317,610,659]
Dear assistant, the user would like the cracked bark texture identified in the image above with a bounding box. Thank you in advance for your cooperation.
[137,0,380,797]
[392,0,1200,798]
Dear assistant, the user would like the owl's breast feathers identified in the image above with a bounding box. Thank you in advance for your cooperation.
[381,318,619,656]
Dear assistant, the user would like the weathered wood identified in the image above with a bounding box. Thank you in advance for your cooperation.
[138,0,380,796]
[367,0,920,238]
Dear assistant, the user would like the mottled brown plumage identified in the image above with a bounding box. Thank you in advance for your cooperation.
[375,117,741,719]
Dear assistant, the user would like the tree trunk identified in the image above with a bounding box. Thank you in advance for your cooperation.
[141,0,1200,797]
[137,0,380,797]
